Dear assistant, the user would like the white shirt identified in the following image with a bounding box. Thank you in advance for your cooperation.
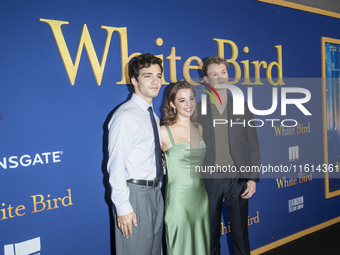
[107,93,160,216]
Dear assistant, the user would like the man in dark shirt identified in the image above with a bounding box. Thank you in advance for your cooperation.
[197,56,261,255]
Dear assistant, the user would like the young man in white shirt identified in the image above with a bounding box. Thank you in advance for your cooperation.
[107,53,164,255]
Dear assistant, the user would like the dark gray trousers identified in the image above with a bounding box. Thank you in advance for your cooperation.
[114,182,164,255]
[205,178,250,255]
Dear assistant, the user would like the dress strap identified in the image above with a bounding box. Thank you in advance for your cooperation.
[198,125,203,139]
[165,126,175,146]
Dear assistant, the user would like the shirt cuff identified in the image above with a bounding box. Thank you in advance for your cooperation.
[116,202,133,216]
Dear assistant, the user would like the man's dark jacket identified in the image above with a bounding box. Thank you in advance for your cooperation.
[196,94,260,182]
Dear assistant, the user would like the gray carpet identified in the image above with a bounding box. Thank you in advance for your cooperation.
[260,222,340,254]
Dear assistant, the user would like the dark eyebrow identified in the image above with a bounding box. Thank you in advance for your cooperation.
[141,72,162,76]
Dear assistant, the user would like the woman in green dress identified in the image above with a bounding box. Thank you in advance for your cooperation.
[160,81,210,255]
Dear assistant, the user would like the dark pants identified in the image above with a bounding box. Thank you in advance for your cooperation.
[205,178,250,255]
[114,183,164,255]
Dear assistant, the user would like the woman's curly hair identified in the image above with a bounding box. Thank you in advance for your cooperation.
[162,81,198,126]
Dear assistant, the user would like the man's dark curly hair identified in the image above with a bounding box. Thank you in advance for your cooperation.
[128,53,163,82]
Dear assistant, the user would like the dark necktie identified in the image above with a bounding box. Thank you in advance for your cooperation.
[148,106,164,181]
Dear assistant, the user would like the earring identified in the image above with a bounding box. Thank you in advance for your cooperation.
[174,108,177,114]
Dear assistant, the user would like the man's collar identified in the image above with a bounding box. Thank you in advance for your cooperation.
[210,94,228,105]
[131,93,153,112]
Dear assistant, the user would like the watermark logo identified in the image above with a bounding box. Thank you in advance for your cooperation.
[198,83,311,128]
[199,84,311,116]
[198,83,222,115]
[289,146,299,162]
[4,237,40,255]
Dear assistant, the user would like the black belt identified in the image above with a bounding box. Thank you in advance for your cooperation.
[127,178,160,188]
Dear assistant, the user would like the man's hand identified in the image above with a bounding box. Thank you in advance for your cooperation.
[241,180,256,199]
[162,153,167,170]
[117,211,137,238]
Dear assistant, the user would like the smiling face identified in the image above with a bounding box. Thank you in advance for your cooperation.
[131,64,162,104]
[204,63,229,88]
[170,88,196,118]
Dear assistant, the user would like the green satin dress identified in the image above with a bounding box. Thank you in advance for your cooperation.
[164,126,210,255]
